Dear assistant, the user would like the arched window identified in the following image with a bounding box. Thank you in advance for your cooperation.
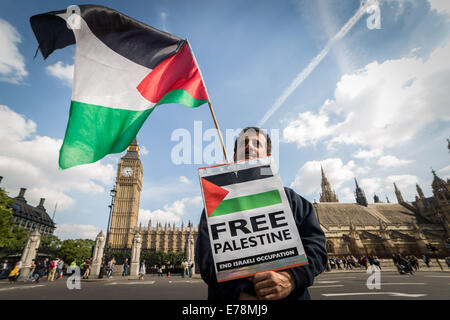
[326,240,335,253]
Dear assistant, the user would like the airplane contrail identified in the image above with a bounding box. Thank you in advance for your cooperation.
[258,1,373,127]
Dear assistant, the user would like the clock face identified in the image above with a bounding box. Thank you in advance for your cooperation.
[122,167,134,177]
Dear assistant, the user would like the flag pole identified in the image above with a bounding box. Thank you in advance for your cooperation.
[186,38,230,163]
[208,101,230,163]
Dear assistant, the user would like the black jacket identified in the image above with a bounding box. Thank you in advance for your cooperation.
[195,187,328,300]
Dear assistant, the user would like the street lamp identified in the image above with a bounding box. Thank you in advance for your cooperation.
[105,187,117,252]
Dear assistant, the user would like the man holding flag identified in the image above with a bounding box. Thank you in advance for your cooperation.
[195,127,328,300]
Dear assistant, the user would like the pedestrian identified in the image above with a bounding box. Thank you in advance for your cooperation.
[182,260,188,278]
[42,258,49,277]
[422,255,430,267]
[99,258,105,279]
[107,257,115,278]
[157,263,163,277]
[48,258,58,281]
[83,259,91,279]
[123,258,129,276]
[0,260,8,278]
[34,259,45,283]
[8,260,22,283]
[167,262,171,278]
[329,257,335,270]
[24,260,36,282]
[335,257,341,270]
[373,256,381,270]
[362,256,368,270]
[56,258,64,279]
[139,260,146,280]
[188,260,194,278]
[8,263,20,284]
[445,257,450,268]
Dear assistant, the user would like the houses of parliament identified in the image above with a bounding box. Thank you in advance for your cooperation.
[107,139,450,258]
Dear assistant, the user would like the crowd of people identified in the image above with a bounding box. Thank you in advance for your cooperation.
[1,257,66,284]
[327,253,441,275]
[328,255,382,270]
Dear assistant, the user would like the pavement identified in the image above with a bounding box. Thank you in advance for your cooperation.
[0,271,449,300]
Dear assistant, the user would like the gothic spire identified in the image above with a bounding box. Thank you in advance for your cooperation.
[394,182,404,203]
[354,178,368,206]
[319,166,339,202]
[416,183,425,199]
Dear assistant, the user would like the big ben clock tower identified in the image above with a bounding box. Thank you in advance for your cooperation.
[107,138,143,249]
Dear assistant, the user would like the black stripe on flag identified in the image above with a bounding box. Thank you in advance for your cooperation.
[30,5,184,69]
[203,165,273,187]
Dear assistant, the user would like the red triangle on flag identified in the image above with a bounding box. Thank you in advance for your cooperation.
[201,178,229,217]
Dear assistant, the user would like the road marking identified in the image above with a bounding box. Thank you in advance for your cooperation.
[316,281,341,284]
[105,281,155,285]
[0,285,45,291]
[380,283,426,285]
[424,276,450,278]
[310,285,344,289]
[322,292,427,298]
[317,277,356,280]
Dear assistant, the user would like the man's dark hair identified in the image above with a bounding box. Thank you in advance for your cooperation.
[233,126,272,155]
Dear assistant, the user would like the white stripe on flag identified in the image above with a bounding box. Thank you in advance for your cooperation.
[57,13,155,110]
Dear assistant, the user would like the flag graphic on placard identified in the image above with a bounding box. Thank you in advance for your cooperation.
[200,165,282,218]
[30,5,209,169]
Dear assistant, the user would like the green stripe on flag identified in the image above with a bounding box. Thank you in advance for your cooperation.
[59,100,153,169]
[210,190,282,217]
[155,88,209,108]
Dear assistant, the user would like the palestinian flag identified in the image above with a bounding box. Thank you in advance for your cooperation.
[30,5,209,169]
[201,165,282,218]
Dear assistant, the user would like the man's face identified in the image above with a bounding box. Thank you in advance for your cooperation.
[234,131,268,161]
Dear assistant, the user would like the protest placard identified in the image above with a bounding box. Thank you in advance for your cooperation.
[198,157,308,282]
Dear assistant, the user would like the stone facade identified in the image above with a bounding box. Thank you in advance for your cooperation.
[107,140,198,253]
[1,180,56,236]
[107,139,143,249]
[318,168,450,258]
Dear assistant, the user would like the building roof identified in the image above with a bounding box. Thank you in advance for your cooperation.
[9,197,55,228]
[314,202,417,226]
[121,138,140,160]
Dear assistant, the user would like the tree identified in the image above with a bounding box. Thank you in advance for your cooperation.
[0,188,27,256]
[40,235,62,256]
[58,239,95,264]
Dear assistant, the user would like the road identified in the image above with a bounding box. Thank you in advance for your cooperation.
[0,271,448,300]
[310,271,450,300]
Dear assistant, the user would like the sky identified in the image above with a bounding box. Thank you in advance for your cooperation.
[0,0,449,240]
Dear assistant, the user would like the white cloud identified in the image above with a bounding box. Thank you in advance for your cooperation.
[283,110,334,147]
[283,43,450,151]
[138,196,202,225]
[46,61,74,85]
[439,165,450,179]
[359,177,385,199]
[386,174,419,189]
[54,224,101,240]
[290,158,356,196]
[429,0,450,14]
[352,148,383,160]
[0,105,116,211]
[0,18,27,84]
[179,176,191,184]
[377,155,414,167]
[140,145,149,156]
